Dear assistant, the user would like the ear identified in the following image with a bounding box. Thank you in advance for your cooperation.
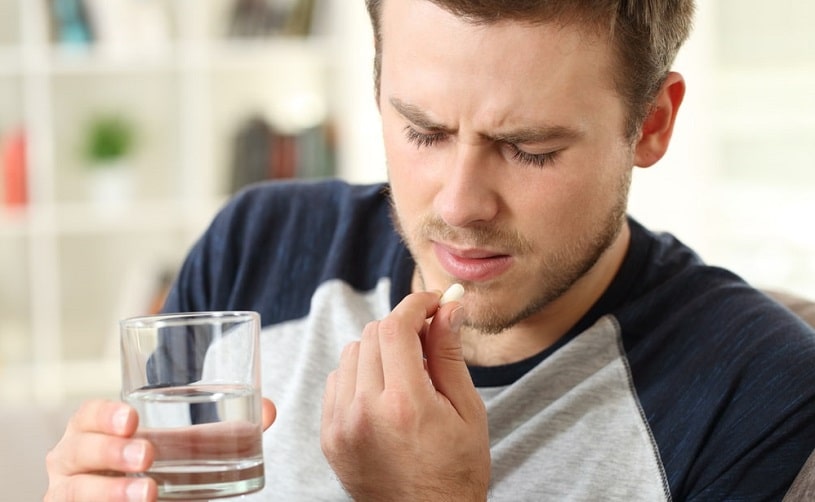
[633,72,686,168]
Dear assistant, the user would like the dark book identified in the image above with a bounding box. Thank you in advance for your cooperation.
[230,116,337,193]
[295,122,336,179]
[227,0,315,38]
[283,0,316,36]
[230,115,275,192]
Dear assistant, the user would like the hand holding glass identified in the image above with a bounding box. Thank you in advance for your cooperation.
[120,311,264,500]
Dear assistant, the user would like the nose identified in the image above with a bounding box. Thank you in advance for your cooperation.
[434,143,501,228]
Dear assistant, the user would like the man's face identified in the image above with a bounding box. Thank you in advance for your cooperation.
[380,0,636,334]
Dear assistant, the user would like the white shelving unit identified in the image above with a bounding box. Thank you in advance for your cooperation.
[0,0,380,407]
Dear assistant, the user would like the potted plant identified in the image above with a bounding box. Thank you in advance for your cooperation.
[82,112,136,207]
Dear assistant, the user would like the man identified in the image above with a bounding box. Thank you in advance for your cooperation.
[45,0,815,500]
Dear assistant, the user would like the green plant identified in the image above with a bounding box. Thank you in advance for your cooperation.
[83,113,136,165]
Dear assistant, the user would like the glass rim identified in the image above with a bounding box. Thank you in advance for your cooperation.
[120,311,260,329]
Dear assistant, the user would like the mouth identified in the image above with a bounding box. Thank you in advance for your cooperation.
[432,242,513,282]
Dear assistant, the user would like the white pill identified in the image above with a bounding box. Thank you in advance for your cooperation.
[439,283,465,305]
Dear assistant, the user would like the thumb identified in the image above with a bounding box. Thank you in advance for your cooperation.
[424,303,479,414]
[262,397,277,431]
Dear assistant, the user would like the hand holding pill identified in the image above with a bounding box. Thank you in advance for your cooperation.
[321,285,489,501]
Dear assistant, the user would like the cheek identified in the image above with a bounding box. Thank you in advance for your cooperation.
[383,138,422,231]
[511,151,627,237]
[383,123,418,182]
[383,125,442,214]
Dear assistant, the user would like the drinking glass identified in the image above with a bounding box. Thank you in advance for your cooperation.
[120,311,264,500]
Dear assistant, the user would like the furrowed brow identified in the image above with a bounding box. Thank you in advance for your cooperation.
[390,97,453,132]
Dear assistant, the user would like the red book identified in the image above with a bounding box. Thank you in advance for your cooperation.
[2,128,27,207]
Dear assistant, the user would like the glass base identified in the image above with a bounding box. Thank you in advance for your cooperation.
[150,460,264,500]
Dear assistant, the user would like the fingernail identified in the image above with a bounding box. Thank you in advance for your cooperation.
[113,407,130,434]
[123,441,146,469]
[126,477,150,502]
[450,306,465,332]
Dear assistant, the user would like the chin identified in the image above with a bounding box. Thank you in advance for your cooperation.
[455,283,536,335]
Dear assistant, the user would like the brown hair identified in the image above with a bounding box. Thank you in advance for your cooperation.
[365,0,695,140]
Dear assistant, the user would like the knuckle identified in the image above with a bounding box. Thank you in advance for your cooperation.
[377,317,401,340]
[322,406,370,460]
[324,370,337,389]
[360,321,379,343]
[342,399,375,441]
[72,399,112,433]
[379,389,418,428]
[44,445,62,474]
[343,339,360,354]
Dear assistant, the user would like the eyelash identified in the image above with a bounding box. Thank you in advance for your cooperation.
[403,125,560,168]
[404,126,446,148]
[509,147,560,168]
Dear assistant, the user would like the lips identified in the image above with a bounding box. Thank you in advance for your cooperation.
[432,242,513,282]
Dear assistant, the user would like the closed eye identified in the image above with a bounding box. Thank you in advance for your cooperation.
[404,123,561,168]
[404,126,447,148]
[508,144,561,168]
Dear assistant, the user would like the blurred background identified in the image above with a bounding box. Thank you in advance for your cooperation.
[0,0,813,497]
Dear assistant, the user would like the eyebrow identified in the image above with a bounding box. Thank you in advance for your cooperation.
[490,125,583,145]
[390,97,452,132]
[389,97,583,144]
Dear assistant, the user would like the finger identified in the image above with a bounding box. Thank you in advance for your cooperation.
[357,321,385,395]
[321,342,359,450]
[48,432,154,476]
[261,398,276,431]
[47,474,156,502]
[424,303,481,417]
[69,400,139,437]
[389,290,444,329]
[379,291,443,391]
[321,369,338,431]
[334,341,360,409]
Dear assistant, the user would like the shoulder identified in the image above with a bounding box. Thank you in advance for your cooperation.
[619,221,815,499]
[215,179,390,230]
[200,179,394,254]
[164,179,405,319]
[621,219,814,344]
[622,221,815,383]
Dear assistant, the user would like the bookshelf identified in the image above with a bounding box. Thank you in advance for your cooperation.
[0,0,382,407]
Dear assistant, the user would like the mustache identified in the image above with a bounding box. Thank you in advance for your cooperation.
[385,188,532,254]
[415,214,534,255]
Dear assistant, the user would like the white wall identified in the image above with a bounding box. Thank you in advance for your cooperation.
[631,1,815,299]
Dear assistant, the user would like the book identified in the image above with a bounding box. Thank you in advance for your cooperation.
[229,115,337,193]
[1,127,27,207]
[283,0,316,36]
[227,0,315,38]
[48,0,94,46]
[230,115,275,192]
